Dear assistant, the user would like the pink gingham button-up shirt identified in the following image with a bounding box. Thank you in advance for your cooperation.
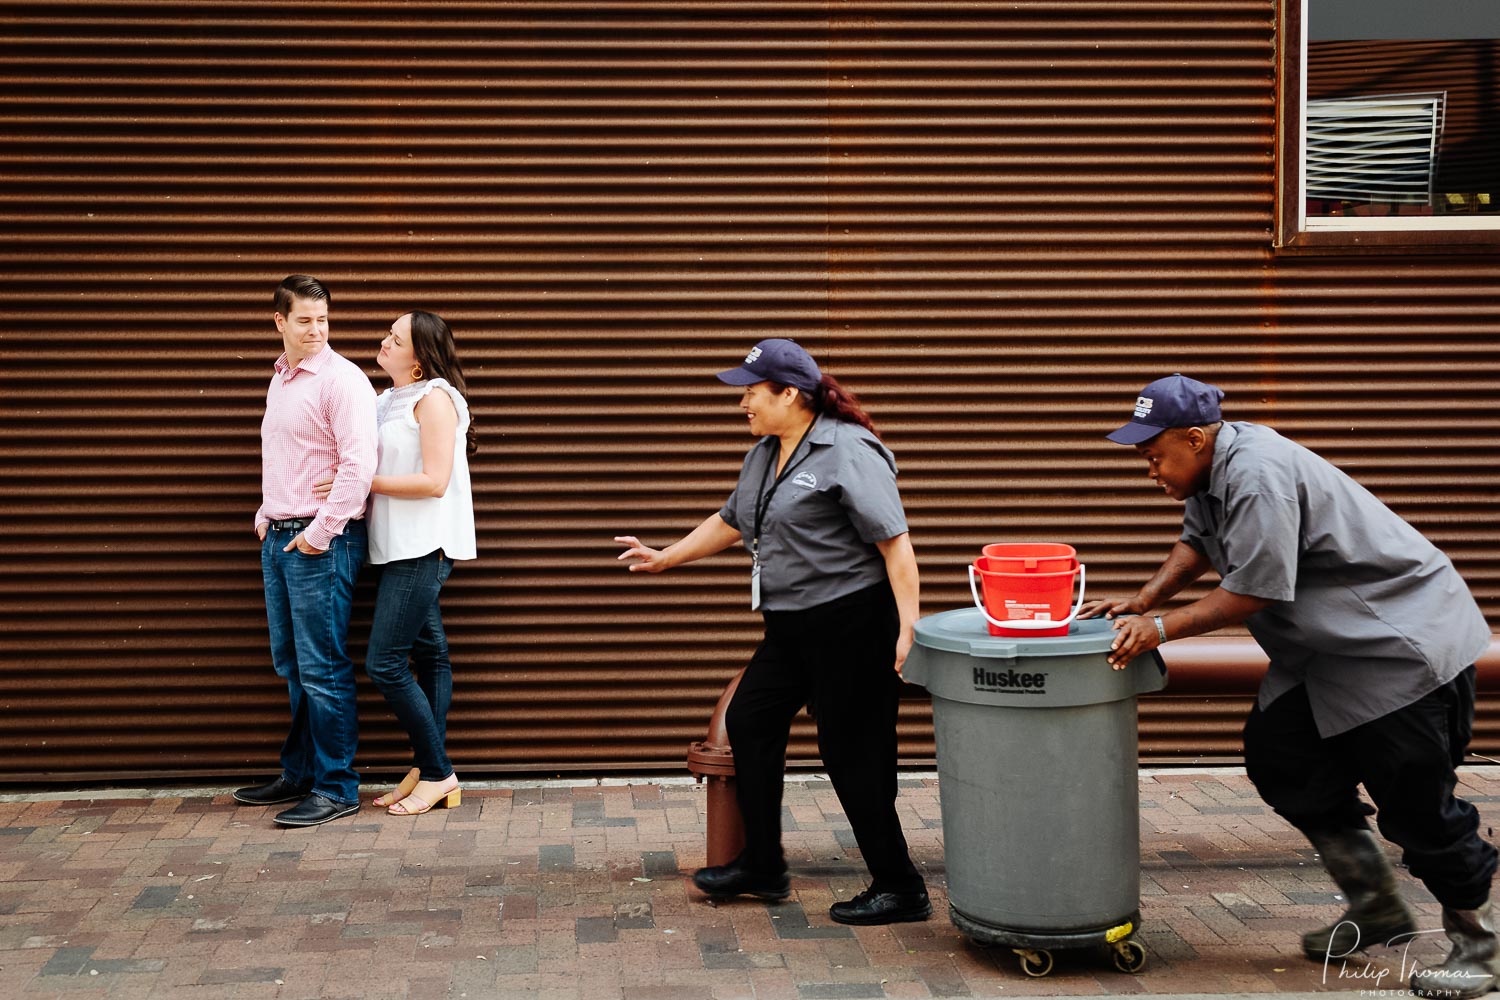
[256,345,377,551]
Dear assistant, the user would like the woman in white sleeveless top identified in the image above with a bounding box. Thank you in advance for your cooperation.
[320,310,476,815]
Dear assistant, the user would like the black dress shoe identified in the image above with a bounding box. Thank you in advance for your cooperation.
[273,793,359,828]
[829,888,932,925]
[232,776,311,806]
[691,861,791,900]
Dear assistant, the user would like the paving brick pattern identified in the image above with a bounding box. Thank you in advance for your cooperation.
[2,768,1498,998]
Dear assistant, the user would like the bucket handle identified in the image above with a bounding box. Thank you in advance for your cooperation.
[967,563,1087,631]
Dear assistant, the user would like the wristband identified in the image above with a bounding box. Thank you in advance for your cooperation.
[1152,615,1167,643]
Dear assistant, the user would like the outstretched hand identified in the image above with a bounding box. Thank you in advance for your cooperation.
[1077,596,1145,620]
[1077,595,1156,671]
[1105,615,1160,670]
[614,535,670,573]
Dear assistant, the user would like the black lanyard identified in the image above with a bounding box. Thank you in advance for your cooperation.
[752,421,815,557]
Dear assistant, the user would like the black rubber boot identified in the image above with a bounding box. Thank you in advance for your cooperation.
[1300,827,1417,960]
[1411,904,1500,999]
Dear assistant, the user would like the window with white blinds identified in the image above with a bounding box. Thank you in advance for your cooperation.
[1305,92,1444,205]
[1276,0,1500,251]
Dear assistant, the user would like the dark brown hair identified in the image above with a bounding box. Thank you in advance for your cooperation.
[407,310,478,458]
[273,274,329,316]
[775,373,880,437]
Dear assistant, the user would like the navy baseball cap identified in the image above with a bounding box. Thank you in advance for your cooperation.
[1106,374,1225,445]
[716,338,822,393]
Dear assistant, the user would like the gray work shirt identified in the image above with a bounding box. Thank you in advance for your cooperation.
[719,415,908,611]
[1180,421,1490,737]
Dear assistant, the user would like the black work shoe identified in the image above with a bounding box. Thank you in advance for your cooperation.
[1301,826,1417,960]
[830,888,932,925]
[1410,904,1500,999]
[691,861,791,901]
[232,776,311,806]
[273,793,359,828]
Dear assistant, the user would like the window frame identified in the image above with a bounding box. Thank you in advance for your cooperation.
[1274,0,1500,254]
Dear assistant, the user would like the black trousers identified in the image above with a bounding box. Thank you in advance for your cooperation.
[724,581,924,894]
[1244,665,1497,910]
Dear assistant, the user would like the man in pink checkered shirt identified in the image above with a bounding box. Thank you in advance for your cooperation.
[234,275,377,828]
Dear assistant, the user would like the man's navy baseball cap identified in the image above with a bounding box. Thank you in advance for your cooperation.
[1106,374,1225,445]
[716,338,822,393]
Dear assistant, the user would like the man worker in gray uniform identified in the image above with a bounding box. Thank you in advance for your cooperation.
[1081,374,1496,998]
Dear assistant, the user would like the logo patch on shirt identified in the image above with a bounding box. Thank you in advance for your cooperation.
[744,346,763,365]
[793,471,817,489]
[1133,395,1154,419]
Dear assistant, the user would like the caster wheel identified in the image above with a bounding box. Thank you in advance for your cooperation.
[1015,948,1054,978]
[1111,939,1147,974]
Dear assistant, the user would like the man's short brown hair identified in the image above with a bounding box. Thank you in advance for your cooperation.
[273,274,330,316]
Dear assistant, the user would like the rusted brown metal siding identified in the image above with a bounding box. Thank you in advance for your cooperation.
[1,2,1496,782]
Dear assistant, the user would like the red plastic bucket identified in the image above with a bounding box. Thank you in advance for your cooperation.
[975,554,1078,576]
[979,542,1078,574]
[968,559,1086,638]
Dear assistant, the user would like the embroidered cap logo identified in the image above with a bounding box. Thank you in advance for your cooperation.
[744,346,763,366]
[1133,395,1154,419]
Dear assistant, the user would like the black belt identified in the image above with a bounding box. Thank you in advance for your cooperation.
[268,517,314,532]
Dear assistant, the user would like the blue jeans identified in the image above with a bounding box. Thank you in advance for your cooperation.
[366,550,456,781]
[261,521,366,806]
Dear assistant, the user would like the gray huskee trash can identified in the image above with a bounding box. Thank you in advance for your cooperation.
[902,608,1166,978]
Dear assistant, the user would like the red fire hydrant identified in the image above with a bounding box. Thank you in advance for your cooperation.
[686,668,746,868]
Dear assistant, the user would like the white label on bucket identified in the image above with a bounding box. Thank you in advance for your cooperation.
[1002,600,1056,621]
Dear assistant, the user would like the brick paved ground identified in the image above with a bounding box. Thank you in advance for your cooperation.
[3,767,1498,999]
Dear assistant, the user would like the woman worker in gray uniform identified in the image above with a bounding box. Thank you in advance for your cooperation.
[615,338,930,926]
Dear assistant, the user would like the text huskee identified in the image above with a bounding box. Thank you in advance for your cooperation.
[973,666,1047,694]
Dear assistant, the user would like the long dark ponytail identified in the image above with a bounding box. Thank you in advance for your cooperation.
[774,373,880,438]
[407,310,478,458]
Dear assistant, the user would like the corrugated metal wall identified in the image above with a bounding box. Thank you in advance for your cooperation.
[2,1,1497,782]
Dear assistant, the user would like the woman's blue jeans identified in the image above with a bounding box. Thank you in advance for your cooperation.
[366,550,456,780]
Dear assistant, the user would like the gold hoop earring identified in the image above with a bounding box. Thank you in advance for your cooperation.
[410,364,424,381]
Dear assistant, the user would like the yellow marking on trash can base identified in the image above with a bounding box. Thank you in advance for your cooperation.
[1105,921,1134,943]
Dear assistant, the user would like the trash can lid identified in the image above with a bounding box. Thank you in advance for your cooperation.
[913,607,1120,659]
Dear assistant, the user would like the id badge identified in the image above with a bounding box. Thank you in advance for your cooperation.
[750,559,761,610]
